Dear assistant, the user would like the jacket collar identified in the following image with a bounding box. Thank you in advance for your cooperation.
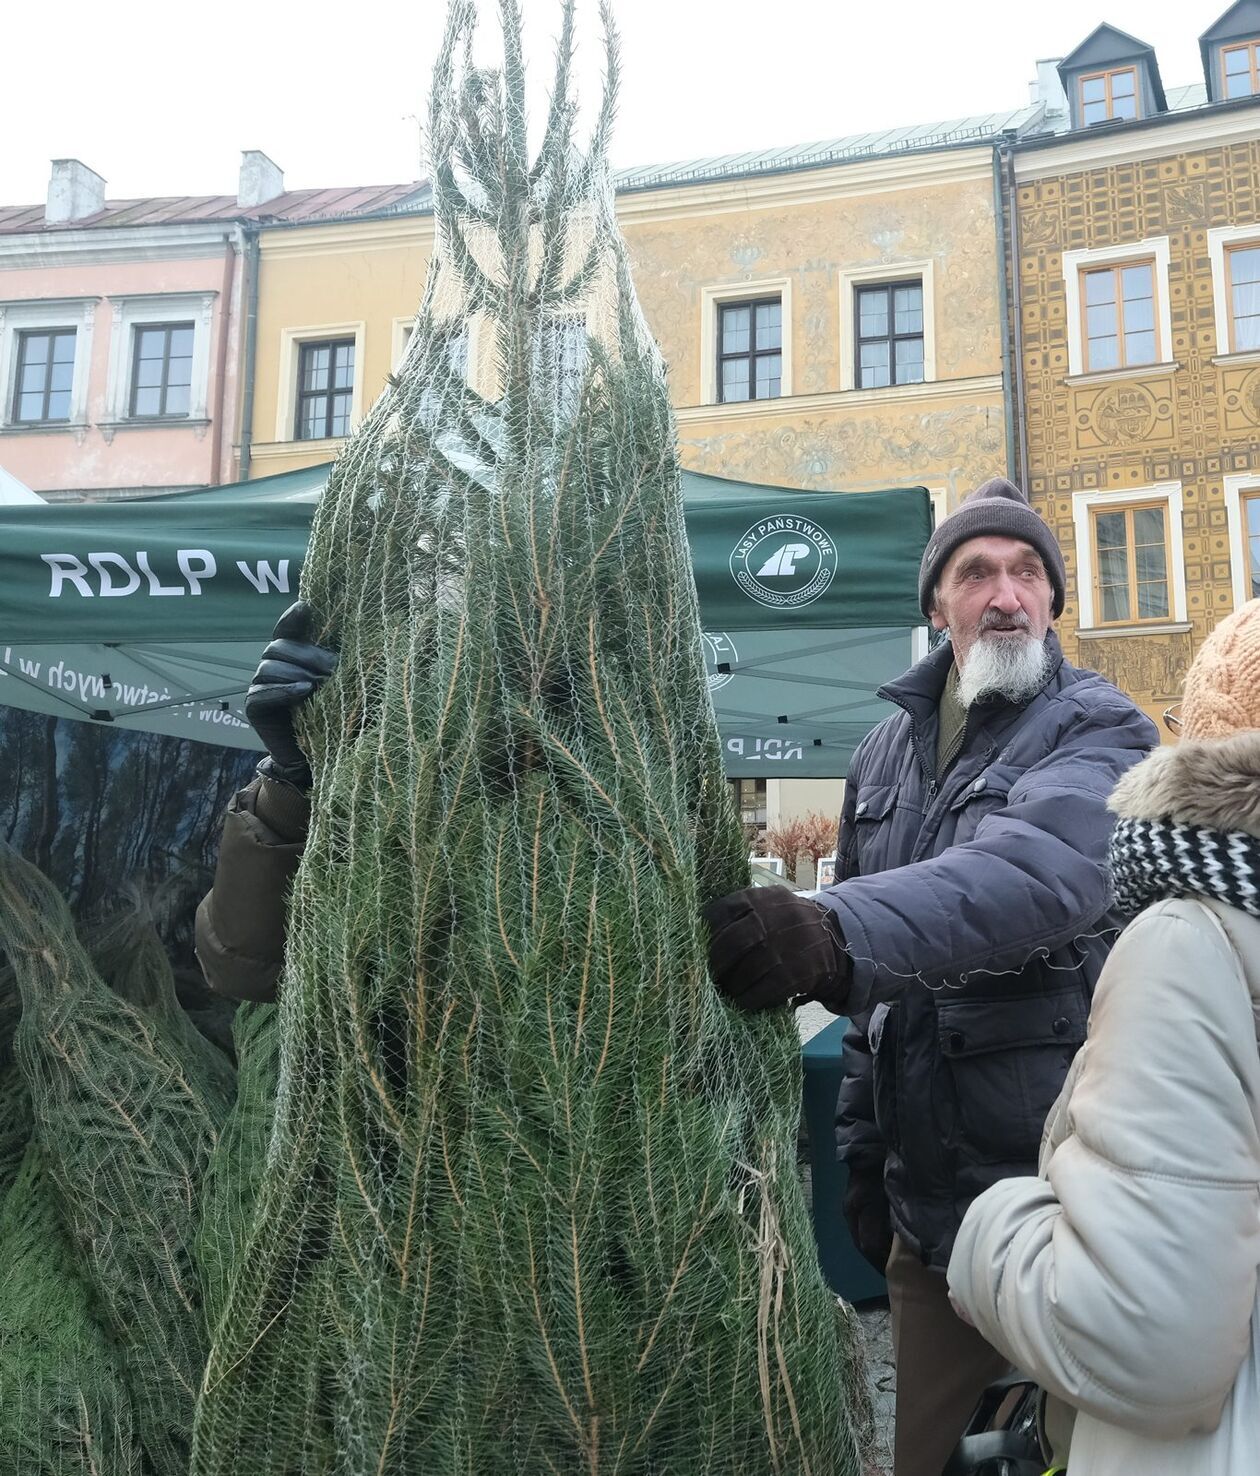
[879,629,1066,730]
[1109,730,1260,840]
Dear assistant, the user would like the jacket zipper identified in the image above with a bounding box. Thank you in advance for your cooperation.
[884,691,938,809]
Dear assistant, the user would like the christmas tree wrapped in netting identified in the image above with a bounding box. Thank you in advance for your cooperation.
[193,0,865,1470]
[85,889,237,1113]
[195,1001,280,1339]
[0,848,228,1476]
[0,1143,144,1476]
[0,962,29,1203]
[0,936,143,1474]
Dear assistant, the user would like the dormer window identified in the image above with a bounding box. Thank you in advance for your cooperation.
[1223,39,1260,95]
[1080,67,1139,124]
[1059,23,1165,130]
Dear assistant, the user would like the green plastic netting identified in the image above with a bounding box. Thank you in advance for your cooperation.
[192,2,864,1472]
[0,963,28,1204]
[0,848,229,1476]
[195,1002,281,1344]
[0,1142,144,1476]
[85,892,237,1114]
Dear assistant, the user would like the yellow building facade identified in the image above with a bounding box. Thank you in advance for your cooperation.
[1013,100,1260,731]
[241,124,1033,848]
[246,141,1020,504]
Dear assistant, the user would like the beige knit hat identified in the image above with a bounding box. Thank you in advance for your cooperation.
[1181,598,1260,741]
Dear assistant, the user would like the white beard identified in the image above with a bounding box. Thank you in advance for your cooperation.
[955,632,1051,707]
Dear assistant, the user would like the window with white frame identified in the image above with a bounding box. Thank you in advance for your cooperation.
[0,297,95,429]
[1062,239,1172,378]
[1206,226,1260,356]
[838,260,935,392]
[1222,39,1260,98]
[1243,489,1260,600]
[1080,260,1159,372]
[1079,67,1139,125]
[1073,483,1186,631]
[295,338,355,440]
[699,278,793,407]
[717,298,782,402]
[854,279,925,388]
[129,322,194,418]
[103,293,215,424]
[13,329,77,423]
[1091,501,1170,623]
[274,322,366,444]
[1223,474,1260,608]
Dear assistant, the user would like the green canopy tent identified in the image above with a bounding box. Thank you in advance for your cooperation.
[0,465,930,778]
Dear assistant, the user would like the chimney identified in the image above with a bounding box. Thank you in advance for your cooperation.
[1029,59,1069,124]
[238,150,285,209]
[46,160,106,224]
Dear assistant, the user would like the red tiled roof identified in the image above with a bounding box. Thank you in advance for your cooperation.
[0,182,430,235]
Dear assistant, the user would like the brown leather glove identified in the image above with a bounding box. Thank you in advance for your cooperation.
[702,886,850,1012]
[843,1159,892,1275]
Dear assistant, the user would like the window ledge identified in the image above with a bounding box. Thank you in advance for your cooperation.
[1077,621,1191,639]
[254,435,348,452]
[1212,350,1260,368]
[0,420,85,436]
[95,417,210,431]
[1065,361,1179,388]
[678,374,1002,423]
[248,437,350,464]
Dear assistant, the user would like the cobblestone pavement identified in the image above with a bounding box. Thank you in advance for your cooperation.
[855,1302,894,1475]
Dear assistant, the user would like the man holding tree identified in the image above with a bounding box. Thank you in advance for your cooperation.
[705,476,1156,1476]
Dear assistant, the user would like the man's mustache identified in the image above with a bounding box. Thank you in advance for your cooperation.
[977,610,1033,634]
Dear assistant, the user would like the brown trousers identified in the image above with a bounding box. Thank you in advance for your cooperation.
[885,1235,1010,1476]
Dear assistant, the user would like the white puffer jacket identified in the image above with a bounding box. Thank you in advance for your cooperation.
[948,731,1260,1476]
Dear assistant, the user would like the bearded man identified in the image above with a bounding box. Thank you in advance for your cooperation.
[703,477,1157,1476]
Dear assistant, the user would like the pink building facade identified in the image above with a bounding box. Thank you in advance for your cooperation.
[0,157,422,502]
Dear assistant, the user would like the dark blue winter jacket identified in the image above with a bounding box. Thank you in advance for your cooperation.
[818,633,1157,1270]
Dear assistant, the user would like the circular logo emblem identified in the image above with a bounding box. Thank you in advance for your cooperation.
[1092,383,1157,445]
[1244,368,1260,426]
[702,631,739,691]
[729,516,837,610]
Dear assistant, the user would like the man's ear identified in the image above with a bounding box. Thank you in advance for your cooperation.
[929,604,948,634]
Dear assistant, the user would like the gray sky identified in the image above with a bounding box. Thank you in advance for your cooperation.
[3,0,1205,205]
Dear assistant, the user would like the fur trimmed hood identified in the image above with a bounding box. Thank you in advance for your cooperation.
[1108,730,1260,839]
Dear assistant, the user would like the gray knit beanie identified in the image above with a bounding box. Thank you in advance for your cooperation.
[918,477,1065,619]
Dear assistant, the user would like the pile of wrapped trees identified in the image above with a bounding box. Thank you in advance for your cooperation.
[0,3,866,1472]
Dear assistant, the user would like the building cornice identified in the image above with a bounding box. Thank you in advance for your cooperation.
[259,215,437,259]
[616,147,997,222]
[256,147,999,258]
[0,294,101,309]
[1014,100,1260,180]
[674,374,1002,424]
[0,221,237,269]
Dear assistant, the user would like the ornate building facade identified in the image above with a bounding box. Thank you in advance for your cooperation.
[1011,8,1260,729]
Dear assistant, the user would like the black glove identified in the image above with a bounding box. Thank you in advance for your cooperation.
[702,886,849,1013]
[843,1159,892,1275]
[244,601,337,790]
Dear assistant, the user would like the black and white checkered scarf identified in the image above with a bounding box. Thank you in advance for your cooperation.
[1108,815,1260,920]
[1107,730,1260,920]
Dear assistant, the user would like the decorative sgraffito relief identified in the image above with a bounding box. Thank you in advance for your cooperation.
[1073,632,1193,703]
[684,402,1006,490]
[1222,366,1260,432]
[1073,379,1174,451]
[1163,179,1207,226]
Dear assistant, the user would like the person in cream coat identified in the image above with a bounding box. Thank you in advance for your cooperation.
[948,597,1260,1475]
